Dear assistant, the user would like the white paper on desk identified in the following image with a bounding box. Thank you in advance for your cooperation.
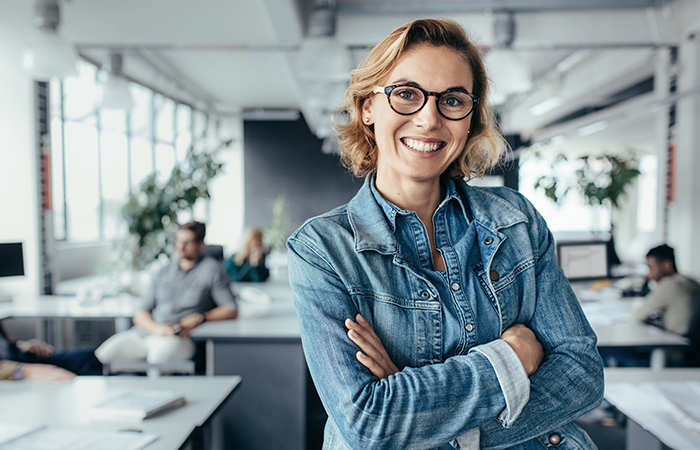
[581,301,631,326]
[606,382,700,449]
[0,428,157,450]
[654,382,700,433]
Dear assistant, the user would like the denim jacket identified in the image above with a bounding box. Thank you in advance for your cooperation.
[288,176,604,450]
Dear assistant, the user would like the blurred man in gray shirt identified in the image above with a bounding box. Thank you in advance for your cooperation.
[96,221,237,367]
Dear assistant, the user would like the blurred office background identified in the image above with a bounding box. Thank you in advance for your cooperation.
[1,0,699,300]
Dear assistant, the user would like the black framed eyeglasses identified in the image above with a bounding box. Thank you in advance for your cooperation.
[373,84,479,121]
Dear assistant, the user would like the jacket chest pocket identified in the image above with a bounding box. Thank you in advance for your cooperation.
[350,290,443,369]
[473,257,535,329]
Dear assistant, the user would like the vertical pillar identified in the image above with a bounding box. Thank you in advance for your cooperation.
[207,113,245,254]
[35,81,55,295]
[653,47,671,246]
[669,33,700,279]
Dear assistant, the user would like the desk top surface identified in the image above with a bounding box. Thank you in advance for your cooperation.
[0,295,140,319]
[604,368,700,450]
[577,291,690,348]
[0,375,241,450]
[193,279,300,339]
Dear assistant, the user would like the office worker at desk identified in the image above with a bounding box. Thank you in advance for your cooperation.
[96,221,238,366]
[288,19,603,450]
[226,227,270,283]
[630,244,700,336]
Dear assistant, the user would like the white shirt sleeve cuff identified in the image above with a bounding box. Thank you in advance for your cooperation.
[470,339,530,427]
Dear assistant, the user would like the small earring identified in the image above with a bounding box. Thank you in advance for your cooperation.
[365,117,371,123]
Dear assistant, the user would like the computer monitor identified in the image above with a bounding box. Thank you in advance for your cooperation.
[556,241,609,281]
[0,242,25,278]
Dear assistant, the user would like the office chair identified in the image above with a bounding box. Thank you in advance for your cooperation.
[683,291,700,367]
[102,359,196,377]
[201,244,224,262]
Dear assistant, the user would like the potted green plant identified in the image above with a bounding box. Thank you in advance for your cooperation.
[532,150,641,232]
[121,134,233,274]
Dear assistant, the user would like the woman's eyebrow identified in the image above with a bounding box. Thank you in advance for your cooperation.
[388,78,419,87]
[388,78,471,92]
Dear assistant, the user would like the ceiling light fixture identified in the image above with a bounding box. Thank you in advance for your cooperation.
[296,1,351,82]
[493,11,515,50]
[577,120,609,137]
[530,96,564,116]
[98,52,133,110]
[22,0,77,80]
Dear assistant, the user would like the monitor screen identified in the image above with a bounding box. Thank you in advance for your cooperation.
[0,242,25,278]
[556,241,608,281]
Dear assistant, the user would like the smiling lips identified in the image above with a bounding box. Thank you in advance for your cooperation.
[401,137,446,153]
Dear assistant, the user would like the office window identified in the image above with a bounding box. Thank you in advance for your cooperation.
[519,151,657,237]
[50,60,196,242]
[636,155,657,233]
[519,156,612,233]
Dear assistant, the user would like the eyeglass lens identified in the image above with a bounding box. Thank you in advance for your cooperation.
[388,86,474,120]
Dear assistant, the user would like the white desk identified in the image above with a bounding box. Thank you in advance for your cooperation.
[0,295,140,348]
[580,296,690,370]
[605,368,700,450]
[190,279,315,450]
[0,375,241,450]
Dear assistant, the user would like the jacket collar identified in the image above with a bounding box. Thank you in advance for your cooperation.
[347,175,528,253]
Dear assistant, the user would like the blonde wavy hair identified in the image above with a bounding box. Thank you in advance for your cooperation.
[336,18,506,180]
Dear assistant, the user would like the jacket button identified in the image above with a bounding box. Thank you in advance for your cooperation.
[465,323,473,332]
[484,238,493,245]
[403,256,413,264]
[489,270,499,281]
[420,291,430,300]
[548,433,561,445]
[451,282,460,291]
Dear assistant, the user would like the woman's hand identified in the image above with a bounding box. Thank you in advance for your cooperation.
[345,314,399,379]
[249,247,263,266]
[501,324,544,376]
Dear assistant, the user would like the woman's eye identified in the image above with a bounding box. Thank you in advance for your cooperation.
[442,95,465,108]
[395,89,419,101]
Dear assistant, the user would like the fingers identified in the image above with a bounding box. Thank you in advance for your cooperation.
[345,315,399,379]
[355,350,389,379]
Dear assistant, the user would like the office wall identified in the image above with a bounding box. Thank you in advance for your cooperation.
[243,117,362,249]
[0,23,40,296]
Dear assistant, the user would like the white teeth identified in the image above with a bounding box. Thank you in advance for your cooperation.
[403,138,441,152]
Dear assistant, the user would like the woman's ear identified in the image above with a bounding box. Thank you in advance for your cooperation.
[361,97,374,125]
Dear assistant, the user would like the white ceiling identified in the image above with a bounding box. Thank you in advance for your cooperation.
[2,0,700,155]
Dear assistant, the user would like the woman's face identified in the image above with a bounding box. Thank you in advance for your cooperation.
[362,44,474,189]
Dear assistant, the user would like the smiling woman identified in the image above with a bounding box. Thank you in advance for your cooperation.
[288,18,604,450]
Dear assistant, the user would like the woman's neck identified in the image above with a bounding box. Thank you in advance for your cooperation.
[376,176,442,218]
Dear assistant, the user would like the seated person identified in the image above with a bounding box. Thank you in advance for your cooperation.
[0,322,102,377]
[226,227,270,283]
[630,244,700,336]
[95,221,238,367]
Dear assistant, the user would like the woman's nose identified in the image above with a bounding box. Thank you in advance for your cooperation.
[413,98,441,130]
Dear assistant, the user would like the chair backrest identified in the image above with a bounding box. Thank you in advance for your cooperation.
[201,244,224,262]
[684,290,700,367]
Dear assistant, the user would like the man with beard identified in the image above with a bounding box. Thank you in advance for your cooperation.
[96,221,237,369]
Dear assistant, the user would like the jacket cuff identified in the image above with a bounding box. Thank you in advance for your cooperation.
[470,339,530,427]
